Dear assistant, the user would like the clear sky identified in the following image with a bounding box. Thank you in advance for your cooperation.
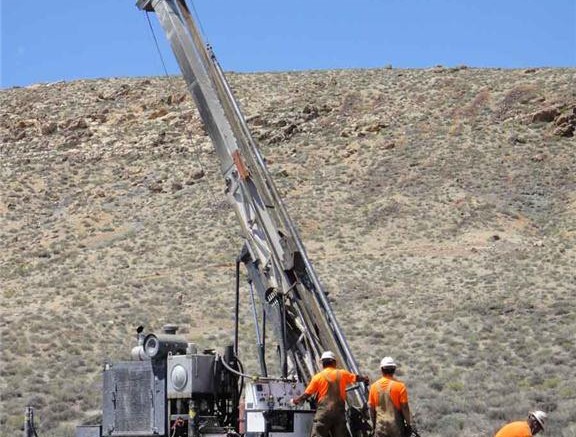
[1,0,575,88]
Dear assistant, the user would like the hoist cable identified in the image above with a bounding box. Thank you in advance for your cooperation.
[189,0,208,41]
[145,12,171,80]
[143,6,231,217]
[142,3,243,313]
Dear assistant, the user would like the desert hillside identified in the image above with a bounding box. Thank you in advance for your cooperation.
[1,67,575,436]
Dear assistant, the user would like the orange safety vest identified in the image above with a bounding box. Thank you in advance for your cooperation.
[494,421,533,437]
[305,367,356,402]
[369,377,408,411]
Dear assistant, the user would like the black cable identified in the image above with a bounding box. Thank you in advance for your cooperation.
[236,355,245,405]
[145,12,171,79]
[142,4,236,243]
[28,410,40,437]
[189,0,208,39]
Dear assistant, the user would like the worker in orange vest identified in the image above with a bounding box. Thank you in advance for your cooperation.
[368,357,412,437]
[494,411,547,436]
[291,351,369,437]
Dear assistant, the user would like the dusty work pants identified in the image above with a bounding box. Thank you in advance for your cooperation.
[311,404,347,437]
[374,421,404,437]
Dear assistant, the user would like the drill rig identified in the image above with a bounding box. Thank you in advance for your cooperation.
[76,1,369,436]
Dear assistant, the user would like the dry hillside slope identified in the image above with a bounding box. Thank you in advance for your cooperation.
[1,67,575,436]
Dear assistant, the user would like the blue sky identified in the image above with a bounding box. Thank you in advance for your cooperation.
[1,0,575,88]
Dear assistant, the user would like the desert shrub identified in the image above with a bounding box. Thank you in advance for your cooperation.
[44,401,79,424]
[25,394,48,409]
[434,413,467,436]
[41,423,76,437]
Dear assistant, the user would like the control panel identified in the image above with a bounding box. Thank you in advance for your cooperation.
[245,380,306,410]
[244,380,314,436]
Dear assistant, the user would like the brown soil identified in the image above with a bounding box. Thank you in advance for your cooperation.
[1,67,575,436]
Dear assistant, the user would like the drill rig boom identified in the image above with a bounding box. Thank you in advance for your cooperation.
[136,0,366,405]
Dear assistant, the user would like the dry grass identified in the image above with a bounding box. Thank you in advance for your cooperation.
[1,68,575,436]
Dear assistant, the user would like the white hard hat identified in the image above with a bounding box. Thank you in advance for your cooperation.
[320,351,336,361]
[380,356,397,369]
[529,410,547,429]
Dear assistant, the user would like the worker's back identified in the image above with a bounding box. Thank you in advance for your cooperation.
[494,420,532,437]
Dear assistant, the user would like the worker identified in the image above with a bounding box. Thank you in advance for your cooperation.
[368,357,412,437]
[291,350,369,437]
[494,410,547,436]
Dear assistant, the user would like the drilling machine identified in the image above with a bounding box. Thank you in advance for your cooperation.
[75,1,370,436]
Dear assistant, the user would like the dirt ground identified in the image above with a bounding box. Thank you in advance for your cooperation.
[1,67,575,436]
